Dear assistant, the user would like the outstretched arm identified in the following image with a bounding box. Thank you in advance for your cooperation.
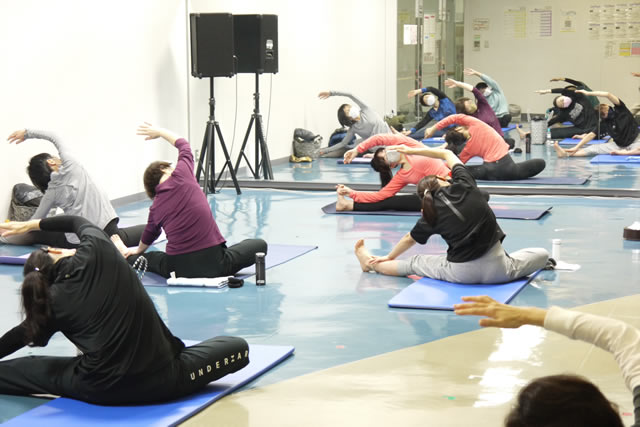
[391,145,462,170]
[318,90,367,109]
[455,296,640,393]
[575,89,620,106]
[370,232,417,265]
[445,78,473,92]
[137,122,180,146]
[8,129,72,161]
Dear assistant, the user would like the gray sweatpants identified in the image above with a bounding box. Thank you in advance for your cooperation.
[395,241,548,284]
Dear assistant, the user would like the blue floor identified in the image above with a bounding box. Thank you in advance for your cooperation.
[1,154,640,421]
[243,137,640,191]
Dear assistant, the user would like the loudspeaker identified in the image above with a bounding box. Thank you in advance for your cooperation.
[233,14,278,74]
[190,13,235,78]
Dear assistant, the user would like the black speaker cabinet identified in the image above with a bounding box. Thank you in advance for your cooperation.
[233,14,278,74]
[190,13,235,78]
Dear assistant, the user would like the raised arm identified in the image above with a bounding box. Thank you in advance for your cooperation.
[137,122,180,146]
[575,89,620,106]
[318,90,367,109]
[444,78,473,93]
[392,145,462,170]
[8,129,72,161]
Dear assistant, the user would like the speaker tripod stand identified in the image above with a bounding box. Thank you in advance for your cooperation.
[233,74,273,179]
[195,78,241,196]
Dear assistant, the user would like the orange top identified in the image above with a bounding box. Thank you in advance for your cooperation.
[436,114,509,163]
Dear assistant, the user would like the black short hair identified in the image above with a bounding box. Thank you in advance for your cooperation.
[337,104,354,127]
[419,92,433,107]
[27,153,54,192]
[505,374,624,427]
[475,82,488,91]
[143,161,172,199]
[444,129,468,156]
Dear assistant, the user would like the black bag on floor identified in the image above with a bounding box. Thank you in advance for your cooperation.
[292,128,322,158]
[8,183,43,221]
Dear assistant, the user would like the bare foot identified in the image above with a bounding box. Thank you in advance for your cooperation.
[110,234,128,257]
[336,193,354,211]
[354,239,374,272]
[553,142,569,158]
[515,124,528,140]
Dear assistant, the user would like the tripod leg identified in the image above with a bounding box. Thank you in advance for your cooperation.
[195,127,209,182]
[255,115,274,180]
[233,116,257,178]
[202,120,216,195]
[214,122,242,195]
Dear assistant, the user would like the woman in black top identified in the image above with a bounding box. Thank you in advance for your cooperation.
[354,147,549,284]
[536,86,599,140]
[0,216,248,405]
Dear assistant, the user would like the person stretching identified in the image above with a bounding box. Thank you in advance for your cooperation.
[553,89,640,157]
[425,114,545,181]
[404,86,456,139]
[0,215,249,404]
[354,147,549,283]
[455,295,639,427]
[335,134,450,212]
[316,90,391,158]
[118,123,267,279]
[3,129,145,248]
[463,68,512,127]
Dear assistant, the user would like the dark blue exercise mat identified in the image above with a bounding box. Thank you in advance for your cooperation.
[0,254,29,265]
[337,158,371,165]
[139,244,318,286]
[559,138,608,145]
[478,175,591,185]
[590,154,640,164]
[3,343,295,427]
[502,124,516,132]
[388,271,540,311]
[321,202,551,220]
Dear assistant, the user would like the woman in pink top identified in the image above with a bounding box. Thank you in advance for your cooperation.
[335,134,450,212]
[424,114,545,181]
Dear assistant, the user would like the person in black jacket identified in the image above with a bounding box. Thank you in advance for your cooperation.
[553,90,640,157]
[0,216,249,405]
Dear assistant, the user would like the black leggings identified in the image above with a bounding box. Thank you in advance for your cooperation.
[0,336,249,405]
[468,154,546,181]
[1,222,144,249]
[550,126,592,139]
[354,194,421,211]
[498,114,512,128]
[130,239,268,279]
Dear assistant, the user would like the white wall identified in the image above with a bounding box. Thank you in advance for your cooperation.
[0,0,189,217]
[187,0,398,173]
[0,0,398,217]
[464,1,639,115]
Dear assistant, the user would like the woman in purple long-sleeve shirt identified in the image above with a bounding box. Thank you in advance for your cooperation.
[121,123,267,279]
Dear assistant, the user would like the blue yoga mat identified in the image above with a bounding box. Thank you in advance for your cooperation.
[3,343,294,427]
[502,125,516,133]
[388,271,540,311]
[422,137,445,145]
[321,202,551,220]
[140,244,318,286]
[590,154,640,164]
[478,175,590,185]
[559,138,608,145]
[0,254,29,265]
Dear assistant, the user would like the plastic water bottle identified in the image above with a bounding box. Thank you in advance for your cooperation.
[546,127,552,144]
[255,252,266,286]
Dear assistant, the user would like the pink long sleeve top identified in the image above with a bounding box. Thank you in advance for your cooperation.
[350,134,451,204]
[436,114,509,164]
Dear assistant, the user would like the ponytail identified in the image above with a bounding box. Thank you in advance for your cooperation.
[417,176,441,226]
[370,147,393,188]
[22,250,55,346]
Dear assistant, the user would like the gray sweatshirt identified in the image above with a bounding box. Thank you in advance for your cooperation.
[321,91,391,155]
[26,130,117,242]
